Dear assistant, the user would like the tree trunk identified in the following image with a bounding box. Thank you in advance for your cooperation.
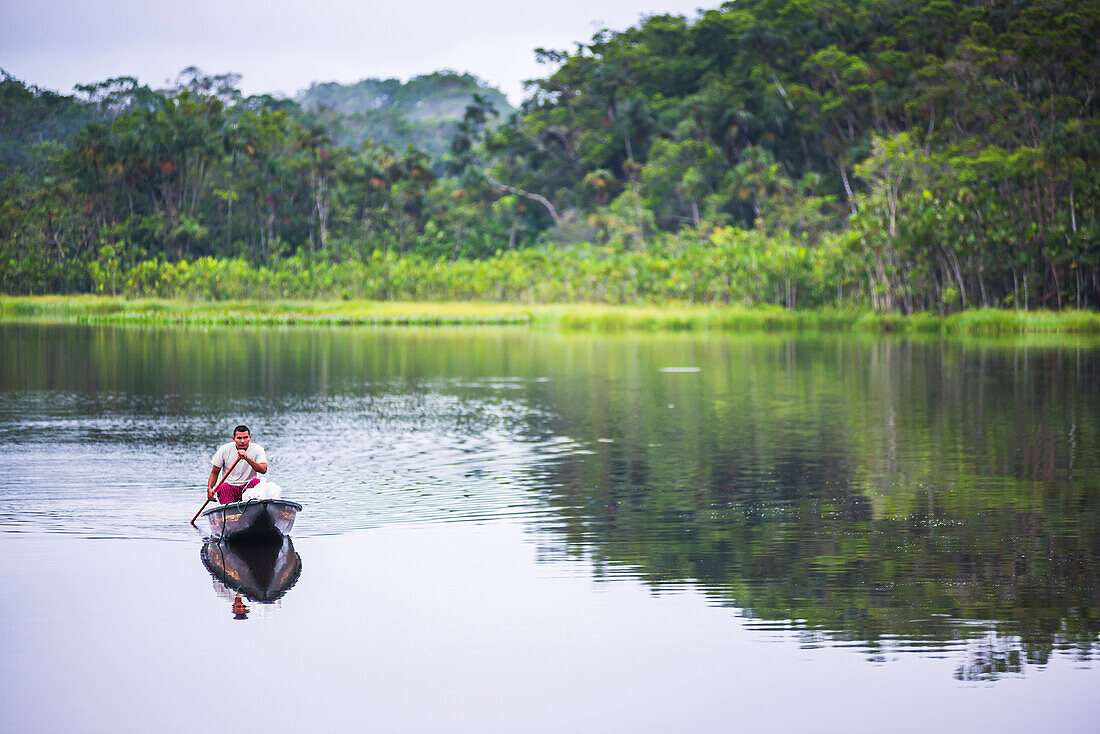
[839,157,857,215]
[939,241,967,310]
[976,262,987,307]
[1048,256,1062,309]
[1070,183,1077,234]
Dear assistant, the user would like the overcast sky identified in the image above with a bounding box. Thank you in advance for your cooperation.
[3,0,711,104]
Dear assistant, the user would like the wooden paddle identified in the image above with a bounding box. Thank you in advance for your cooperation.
[190,454,245,526]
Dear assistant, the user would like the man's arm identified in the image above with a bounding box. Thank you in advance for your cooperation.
[207,465,221,500]
[237,449,267,474]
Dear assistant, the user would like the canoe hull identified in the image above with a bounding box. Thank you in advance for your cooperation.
[201,499,302,541]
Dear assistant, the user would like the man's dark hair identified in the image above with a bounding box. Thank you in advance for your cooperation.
[233,424,251,436]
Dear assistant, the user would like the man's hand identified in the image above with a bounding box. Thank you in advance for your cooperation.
[235,450,267,474]
[208,465,222,503]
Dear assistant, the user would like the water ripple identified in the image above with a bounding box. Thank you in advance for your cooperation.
[0,388,584,540]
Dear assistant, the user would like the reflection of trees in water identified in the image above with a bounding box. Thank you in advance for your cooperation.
[532,337,1100,678]
[955,637,1025,682]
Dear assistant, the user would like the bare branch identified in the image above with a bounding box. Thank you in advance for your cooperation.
[484,174,561,222]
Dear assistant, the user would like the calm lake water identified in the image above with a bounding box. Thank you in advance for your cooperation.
[1,323,1098,732]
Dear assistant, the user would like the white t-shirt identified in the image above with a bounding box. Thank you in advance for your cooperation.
[211,442,267,486]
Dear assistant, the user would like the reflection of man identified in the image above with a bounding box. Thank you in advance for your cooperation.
[208,425,268,504]
[231,594,250,620]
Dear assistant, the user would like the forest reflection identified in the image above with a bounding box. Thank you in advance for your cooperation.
[528,337,1099,679]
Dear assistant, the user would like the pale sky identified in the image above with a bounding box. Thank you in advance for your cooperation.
[2,0,712,104]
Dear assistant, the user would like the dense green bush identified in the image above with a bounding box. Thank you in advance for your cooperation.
[101,228,845,306]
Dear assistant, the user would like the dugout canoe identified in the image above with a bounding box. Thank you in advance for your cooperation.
[201,499,302,541]
[201,535,302,603]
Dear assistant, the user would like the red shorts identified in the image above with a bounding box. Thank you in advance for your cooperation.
[216,478,260,504]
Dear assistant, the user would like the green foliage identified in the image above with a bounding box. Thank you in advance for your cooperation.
[2,1,1100,312]
[0,72,108,181]
[499,0,1100,310]
[30,227,843,309]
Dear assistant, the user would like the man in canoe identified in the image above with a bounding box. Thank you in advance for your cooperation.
[208,425,268,504]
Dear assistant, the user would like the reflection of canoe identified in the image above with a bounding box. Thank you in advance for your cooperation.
[201,499,302,541]
[201,536,302,603]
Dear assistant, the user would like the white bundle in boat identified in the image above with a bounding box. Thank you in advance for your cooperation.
[242,478,283,501]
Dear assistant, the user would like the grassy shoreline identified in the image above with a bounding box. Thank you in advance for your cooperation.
[3,296,1100,334]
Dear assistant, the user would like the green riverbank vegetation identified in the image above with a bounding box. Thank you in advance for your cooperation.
[2,0,1098,313]
[4,296,1100,334]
